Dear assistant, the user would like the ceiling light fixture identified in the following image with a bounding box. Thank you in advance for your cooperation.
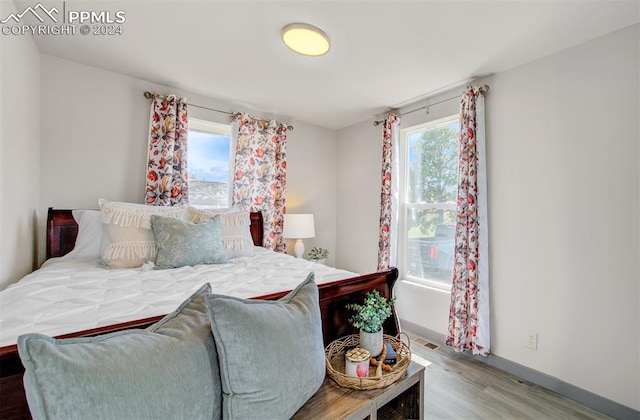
[281,23,330,56]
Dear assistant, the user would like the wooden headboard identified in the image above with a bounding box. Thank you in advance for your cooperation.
[46,207,265,259]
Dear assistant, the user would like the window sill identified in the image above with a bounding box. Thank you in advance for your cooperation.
[399,276,452,293]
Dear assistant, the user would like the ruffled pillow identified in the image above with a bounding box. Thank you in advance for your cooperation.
[99,199,188,268]
[188,207,255,258]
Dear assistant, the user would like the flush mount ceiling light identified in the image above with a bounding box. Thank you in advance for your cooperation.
[281,23,330,56]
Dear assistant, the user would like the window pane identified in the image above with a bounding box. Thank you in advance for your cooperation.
[405,208,456,283]
[407,122,459,204]
[401,116,461,286]
[188,128,231,209]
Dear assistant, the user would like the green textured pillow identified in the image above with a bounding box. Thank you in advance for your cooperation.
[17,284,222,420]
[151,215,229,269]
[206,273,325,419]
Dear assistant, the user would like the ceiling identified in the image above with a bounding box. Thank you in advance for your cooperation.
[23,1,640,130]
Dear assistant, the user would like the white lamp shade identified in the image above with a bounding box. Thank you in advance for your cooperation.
[283,214,315,239]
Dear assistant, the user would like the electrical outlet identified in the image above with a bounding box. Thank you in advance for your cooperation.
[526,331,538,350]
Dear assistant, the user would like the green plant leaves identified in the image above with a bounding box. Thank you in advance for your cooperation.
[345,290,396,334]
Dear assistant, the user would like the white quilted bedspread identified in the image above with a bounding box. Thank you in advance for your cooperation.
[0,247,357,347]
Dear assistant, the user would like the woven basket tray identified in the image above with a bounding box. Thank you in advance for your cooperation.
[325,333,411,390]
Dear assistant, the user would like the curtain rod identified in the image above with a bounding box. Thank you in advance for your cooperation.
[373,84,489,126]
[143,91,294,131]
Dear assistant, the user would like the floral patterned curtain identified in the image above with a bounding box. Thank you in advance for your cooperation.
[232,113,287,252]
[145,94,189,206]
[377,112,401,271]
[446,86,490,356]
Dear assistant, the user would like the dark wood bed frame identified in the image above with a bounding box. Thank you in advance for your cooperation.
[0,208,399,419]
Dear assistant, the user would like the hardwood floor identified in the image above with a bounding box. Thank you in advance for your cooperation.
[406,333,612,420]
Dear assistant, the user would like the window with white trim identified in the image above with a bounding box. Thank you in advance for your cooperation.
[187,118,233,209]
[399,115,460,288]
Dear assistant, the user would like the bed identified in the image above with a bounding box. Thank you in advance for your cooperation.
[0,207,399,419]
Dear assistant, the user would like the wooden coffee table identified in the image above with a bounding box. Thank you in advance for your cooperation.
[293,361,425,420]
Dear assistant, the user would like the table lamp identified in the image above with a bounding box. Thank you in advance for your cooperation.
[283,214,316,258]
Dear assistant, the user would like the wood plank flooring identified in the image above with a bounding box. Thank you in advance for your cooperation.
[406,332,612,420]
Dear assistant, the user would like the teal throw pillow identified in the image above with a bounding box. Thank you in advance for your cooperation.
[17,284,222,420]
[206,273,325,419]
[151,215,229,269]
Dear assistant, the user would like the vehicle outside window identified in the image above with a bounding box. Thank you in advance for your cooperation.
[401,116,460,287]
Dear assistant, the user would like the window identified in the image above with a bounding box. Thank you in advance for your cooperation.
[187,118,232,209]
[399,115,460,288]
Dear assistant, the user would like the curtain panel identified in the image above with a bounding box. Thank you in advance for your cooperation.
[446,86,490,356]
[145,95,189,206]
[232,113,288,252]
[377,113,401,271]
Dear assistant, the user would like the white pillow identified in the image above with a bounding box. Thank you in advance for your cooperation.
[187,207,255,258]
[60,210,103,260]
[99,199,188,268]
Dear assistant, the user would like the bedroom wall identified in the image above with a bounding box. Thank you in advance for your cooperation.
[336,24,639,411]
[0,1,41,290]
[335,121,381,272]
[38,54,338,268]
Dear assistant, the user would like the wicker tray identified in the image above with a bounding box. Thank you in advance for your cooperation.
[325,333,411,390]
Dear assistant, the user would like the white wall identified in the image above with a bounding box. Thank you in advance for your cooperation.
[38,54,338,267]
[0,1,40,290]
[486,24,638,411]
[336,24,639,410]
[336,121,381,272]
[285,123,338,266]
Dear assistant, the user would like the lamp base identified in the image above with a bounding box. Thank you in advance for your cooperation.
[294,239,305,259]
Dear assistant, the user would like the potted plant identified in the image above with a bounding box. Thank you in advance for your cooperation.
[346,290,396,357]
[307,247,329,264]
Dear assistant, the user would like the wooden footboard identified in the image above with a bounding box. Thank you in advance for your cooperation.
[0,268,398,420]
[262,268,400,346]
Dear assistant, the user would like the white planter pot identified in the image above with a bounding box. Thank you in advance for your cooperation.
[359,329,383,357]
[310,258,326,264]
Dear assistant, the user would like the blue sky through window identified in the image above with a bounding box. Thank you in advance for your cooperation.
[188,130,230,182]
